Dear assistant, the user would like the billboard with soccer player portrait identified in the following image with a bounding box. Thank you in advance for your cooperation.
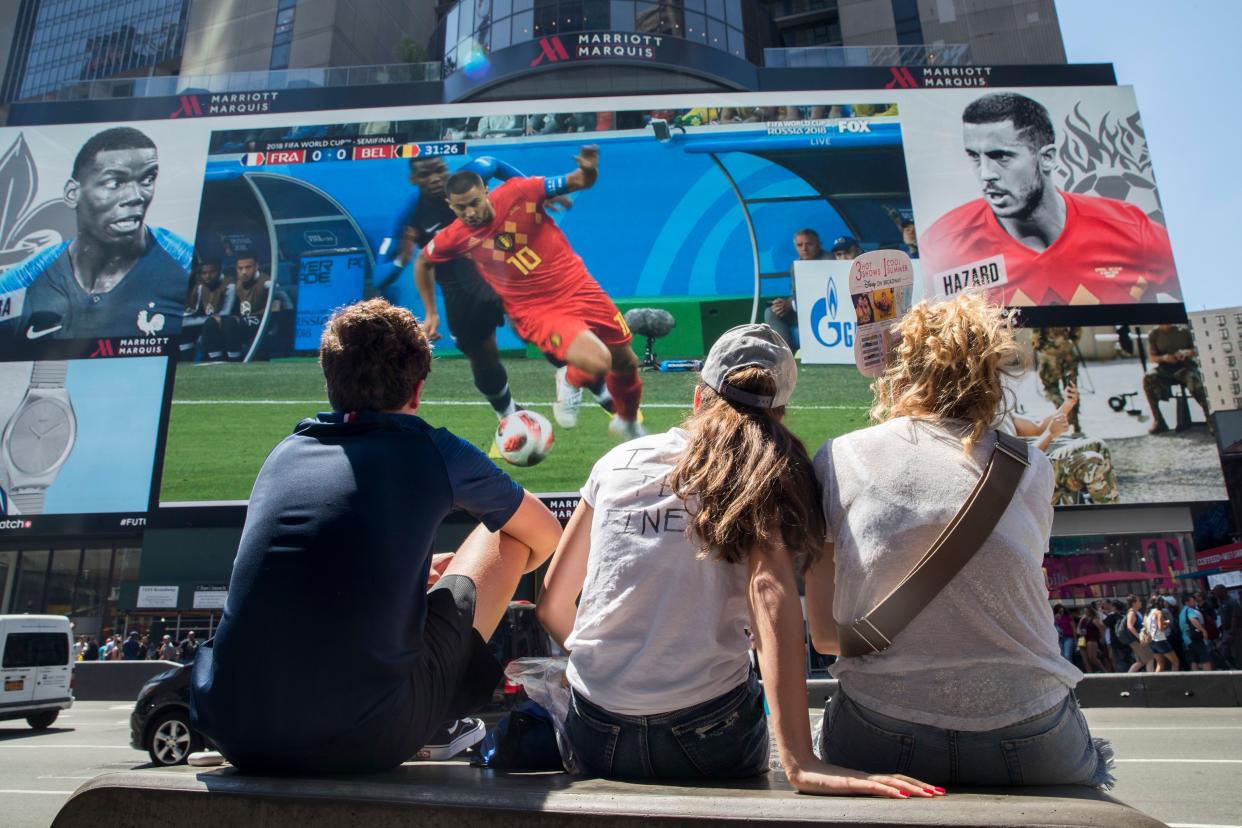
[0,121,207,534]
[0,85,1221,528]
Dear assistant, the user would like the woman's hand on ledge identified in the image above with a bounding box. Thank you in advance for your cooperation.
[786,758,946,799]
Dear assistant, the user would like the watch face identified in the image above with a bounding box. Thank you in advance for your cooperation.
[8,400,73,474]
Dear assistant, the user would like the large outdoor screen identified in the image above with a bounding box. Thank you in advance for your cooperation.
[0,87,1224,528]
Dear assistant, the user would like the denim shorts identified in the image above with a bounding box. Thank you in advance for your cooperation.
[818,688,1114,789]
[566,671,770,780]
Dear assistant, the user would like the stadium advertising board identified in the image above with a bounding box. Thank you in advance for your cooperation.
[0,122,206,533]
[0,87,1223,528]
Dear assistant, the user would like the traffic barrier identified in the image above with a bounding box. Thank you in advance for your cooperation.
[72,661,183,702]
[806,671,1242,709]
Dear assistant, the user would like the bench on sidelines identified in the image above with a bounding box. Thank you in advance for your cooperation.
[53,760,1162,828]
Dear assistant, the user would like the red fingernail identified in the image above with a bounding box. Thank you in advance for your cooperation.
[934,786,946,794]
[923,788,935,794]
[898,791,909,798]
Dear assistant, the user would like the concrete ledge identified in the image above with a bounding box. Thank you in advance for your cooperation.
[72,661,182,702]
[53,763,1163,828]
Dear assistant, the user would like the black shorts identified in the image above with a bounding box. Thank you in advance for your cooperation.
[225,575,501,775]
[443,287,506,351]
[405,574,504,746]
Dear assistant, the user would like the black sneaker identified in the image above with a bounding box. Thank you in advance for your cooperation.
[415,717,487,761]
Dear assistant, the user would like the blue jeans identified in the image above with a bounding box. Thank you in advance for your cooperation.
[566,672,770,780]
[1059,635,1076,662]
[818,688,1114,789]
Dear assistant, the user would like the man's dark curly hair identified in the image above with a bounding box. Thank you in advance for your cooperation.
[962,92,1055,151]
[320,299,431,412]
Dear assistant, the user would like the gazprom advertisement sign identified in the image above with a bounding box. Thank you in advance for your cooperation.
[795,260,860,365]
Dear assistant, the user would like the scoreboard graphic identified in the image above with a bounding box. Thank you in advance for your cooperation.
[240,142,466,167]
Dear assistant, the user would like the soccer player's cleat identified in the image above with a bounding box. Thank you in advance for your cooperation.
[416,717,487,760]
[608,414,646,440]
[497,400,520,420]
[553,366,583,428]
[590,384,616,415]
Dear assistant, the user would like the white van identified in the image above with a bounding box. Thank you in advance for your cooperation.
[0,615,73,729]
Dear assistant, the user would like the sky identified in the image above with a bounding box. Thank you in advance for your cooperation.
[1054,0,1242,311]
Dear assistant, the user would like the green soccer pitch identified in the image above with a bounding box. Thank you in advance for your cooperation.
[158,357,876,502]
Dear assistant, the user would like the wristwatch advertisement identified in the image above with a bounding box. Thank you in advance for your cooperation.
[1,361,77,515]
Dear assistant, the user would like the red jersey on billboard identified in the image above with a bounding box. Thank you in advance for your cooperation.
[423,177,592,314]
[921,191,1179,306]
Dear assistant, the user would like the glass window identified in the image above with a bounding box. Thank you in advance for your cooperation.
[73,548,112,621]
[707,15,726,49]
[685,11,706,40]
[46,549,79,617]
[706,0,725,20]
[491,15,511,49]
[270,42,291,70]
[583,0,609,28]
[727,25,745,57]
[534,1,557,33]
[724,0,742,26]
[685,0,705,11]
[13,551,49,615]
[513,0,533,10]
[512,9,534,41]
[446,6,460,44]
[494,0,512,17]
[3,632,68,668]
[610,0,635,30]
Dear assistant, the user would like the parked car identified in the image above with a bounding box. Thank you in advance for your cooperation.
[0,615,73,729]
[130,664,209,765]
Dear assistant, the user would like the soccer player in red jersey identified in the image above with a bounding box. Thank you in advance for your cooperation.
[921,92,1180,307]
[415,146,644,439]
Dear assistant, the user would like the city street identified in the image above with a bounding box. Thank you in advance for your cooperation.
[0,701,1238,827]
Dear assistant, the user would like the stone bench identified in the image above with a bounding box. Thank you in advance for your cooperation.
[53,760,1163,828]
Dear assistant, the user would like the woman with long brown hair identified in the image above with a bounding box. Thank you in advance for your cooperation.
[805,294,1113,788]
[537,324,942,798]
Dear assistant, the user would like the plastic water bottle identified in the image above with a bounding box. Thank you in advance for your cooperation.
[659,359,703,372]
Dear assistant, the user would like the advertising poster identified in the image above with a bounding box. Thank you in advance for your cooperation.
[0,120,208,534]
[899,87,1182,314]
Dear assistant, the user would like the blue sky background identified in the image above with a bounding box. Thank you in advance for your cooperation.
[1055,0,1241,312]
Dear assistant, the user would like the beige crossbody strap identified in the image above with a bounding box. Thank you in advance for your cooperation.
[837,431,1030,659]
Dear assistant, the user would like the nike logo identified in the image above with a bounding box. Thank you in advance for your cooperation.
[424,222,444,233]
[26,324,62,339]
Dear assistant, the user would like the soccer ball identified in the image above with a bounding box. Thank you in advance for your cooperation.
[495,410,555,467]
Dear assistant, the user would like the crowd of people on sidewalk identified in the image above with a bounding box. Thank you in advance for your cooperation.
[71,630,201,664]
[1053,587,1240,674]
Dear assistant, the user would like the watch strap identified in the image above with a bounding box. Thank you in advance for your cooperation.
[11,489,46,514]
[30,361,68,388]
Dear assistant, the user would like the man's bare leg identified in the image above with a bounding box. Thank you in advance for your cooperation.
[442,523,530,640]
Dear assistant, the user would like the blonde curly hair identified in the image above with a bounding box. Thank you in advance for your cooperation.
[870,293,1027,452]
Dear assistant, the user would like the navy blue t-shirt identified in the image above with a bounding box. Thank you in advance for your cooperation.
[190,410,523,765]
[0,227,192,344]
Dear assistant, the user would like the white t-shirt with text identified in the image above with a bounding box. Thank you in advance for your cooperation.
[565,428,752,716]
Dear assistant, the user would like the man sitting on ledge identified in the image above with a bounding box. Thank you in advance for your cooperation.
[190,298,562,774]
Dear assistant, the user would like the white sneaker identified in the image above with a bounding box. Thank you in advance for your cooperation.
[187,750,226,767]
[608,414,646,440]
[552,366,583,428]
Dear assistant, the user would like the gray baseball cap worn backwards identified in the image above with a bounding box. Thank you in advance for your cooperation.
[701,323,797,409]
